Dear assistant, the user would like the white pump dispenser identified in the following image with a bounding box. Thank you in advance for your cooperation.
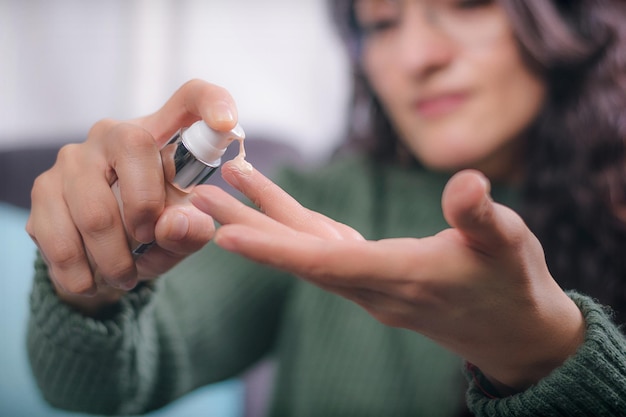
[113,120,246,256]
[165,120,246,191]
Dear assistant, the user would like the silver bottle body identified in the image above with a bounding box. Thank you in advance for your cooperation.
[165,128,220,191]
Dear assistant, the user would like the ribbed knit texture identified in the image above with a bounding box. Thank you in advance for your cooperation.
[27,155,626,416]
[465,292,626,416]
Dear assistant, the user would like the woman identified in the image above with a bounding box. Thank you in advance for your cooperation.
[332,0,626,324]
[26,0,626,416]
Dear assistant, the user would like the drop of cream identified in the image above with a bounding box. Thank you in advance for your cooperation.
[232,137,253,174]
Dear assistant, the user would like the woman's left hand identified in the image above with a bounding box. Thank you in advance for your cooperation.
[190,161,585,393]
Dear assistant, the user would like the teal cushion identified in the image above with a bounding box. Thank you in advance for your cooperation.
[0,203,243,417]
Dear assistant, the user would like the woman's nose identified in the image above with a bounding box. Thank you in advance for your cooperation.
[394,4,457,78]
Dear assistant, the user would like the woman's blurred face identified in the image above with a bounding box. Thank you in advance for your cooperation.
[355,0,546,181]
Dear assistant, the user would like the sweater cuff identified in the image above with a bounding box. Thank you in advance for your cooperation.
[28,252,155,353]
[465,292,626,416]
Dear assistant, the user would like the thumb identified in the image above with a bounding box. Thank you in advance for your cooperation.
[154,204,215,255]
[442,170,519,252]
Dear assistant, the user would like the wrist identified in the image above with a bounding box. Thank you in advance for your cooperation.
[483,294,586,393]
[53,278,127,319]
[467,293,626,415]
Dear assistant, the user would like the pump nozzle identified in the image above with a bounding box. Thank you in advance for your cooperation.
[182,120,246,166]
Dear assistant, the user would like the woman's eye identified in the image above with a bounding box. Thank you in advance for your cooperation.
[455,0,493,9]
[359,19,398,36]
[354,0,400,36]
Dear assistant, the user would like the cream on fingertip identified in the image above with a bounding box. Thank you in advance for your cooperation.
[232,155,253,175]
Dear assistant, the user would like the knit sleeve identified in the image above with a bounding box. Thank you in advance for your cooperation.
[27,242,293,415]
[465,292,626,416]
[27,252,157,415]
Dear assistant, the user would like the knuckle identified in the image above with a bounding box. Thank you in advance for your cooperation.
[75,200,117,236]
[121,193,163,230]
[56,143,81,165]
[100,259,136,284]
[30,172,47,194]
[45,240,83,271]
[88,118,118,139]
[30,172,54,203]
[129,195,163,218]
[112,123,156,152]
[24,218,34,238]
[25,217,39,245]
[184,78,217,93]
[182,78,206,90]
[62,275,95,295]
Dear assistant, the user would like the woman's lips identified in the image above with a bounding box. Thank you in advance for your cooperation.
[414,93,468,118]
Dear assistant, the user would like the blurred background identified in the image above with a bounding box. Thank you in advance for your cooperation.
[0,1,351,416]
[0,0,351,159]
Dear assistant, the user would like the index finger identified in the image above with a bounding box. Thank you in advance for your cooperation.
[220,161,358,240]
[135,79,239,146]
[99,123,165,244]
[215,224,433,286]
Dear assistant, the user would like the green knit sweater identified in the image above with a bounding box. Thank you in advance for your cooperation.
[28,156,626,416]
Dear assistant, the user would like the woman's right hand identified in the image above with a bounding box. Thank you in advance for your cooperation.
[26,79,237,315]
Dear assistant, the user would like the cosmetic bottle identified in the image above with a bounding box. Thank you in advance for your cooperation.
[113,120,245,256]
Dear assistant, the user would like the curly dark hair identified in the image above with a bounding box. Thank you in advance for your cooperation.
[329,0,626,324]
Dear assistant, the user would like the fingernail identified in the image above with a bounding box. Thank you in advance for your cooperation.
[82,284,98,297]
[135,224,155,244]
[209,102,235,124]
[167,211,190,241]
[119,278,137,291]
[476,172,489,187]
[476,173,492,198]
[101,270,136,291]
